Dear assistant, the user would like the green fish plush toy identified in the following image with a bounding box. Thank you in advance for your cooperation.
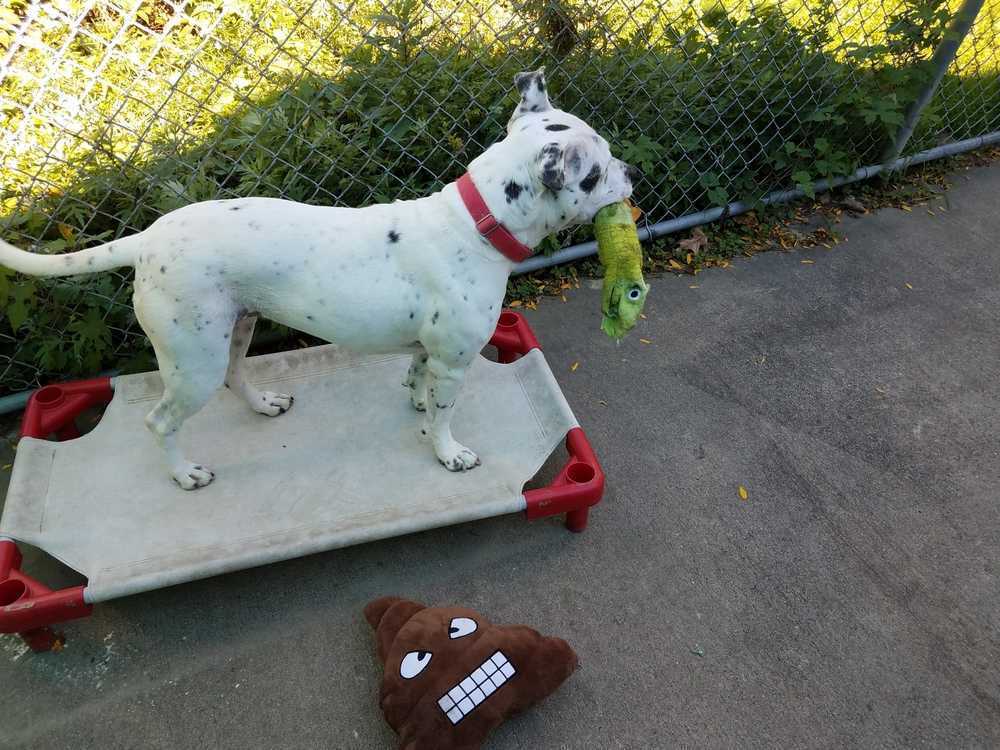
[593,201,648,339]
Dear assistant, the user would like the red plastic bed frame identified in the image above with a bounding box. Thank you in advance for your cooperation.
[0,310,603,649]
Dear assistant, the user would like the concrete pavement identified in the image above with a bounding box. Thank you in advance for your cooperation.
[2,163,999,749]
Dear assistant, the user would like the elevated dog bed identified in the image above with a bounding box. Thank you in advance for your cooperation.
[0,312,603,647]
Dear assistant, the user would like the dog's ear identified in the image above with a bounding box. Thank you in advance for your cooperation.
[537,138,592,192]
[512,68,552,118]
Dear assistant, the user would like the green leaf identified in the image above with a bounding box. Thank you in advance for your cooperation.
[0,267,10,304]
[792,170,815,198]
[7,281,35,330]
[69,307,112,351]
[8,300,28,331]
[239,110,263,131]
[37,338,68,371]
[707,187,729,206]
[699,171,720,189]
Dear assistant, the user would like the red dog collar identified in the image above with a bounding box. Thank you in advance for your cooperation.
[456,173,533,263]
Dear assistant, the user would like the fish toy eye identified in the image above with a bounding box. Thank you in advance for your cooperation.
[400,650,433,678]
[627,287,642,301]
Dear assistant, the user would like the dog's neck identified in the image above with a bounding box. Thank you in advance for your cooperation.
[452,143,571,254]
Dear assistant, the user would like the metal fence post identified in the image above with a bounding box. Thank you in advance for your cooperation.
[881,0,987,166]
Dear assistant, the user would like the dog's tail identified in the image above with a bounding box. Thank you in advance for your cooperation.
[0,232,141,278]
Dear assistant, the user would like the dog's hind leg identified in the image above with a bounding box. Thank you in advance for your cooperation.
[225,315,293,416]
[403,349,430,412]
[145,386,218,490]
[136,298,234,489]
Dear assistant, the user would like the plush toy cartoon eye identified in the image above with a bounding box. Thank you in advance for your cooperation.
[627,287,642,301]
[448,617,477,639]
[400,650,433,679]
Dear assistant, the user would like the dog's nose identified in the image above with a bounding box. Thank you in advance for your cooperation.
[625,164,642,183]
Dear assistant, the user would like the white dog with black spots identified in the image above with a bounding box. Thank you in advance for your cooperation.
[0,70,638,489]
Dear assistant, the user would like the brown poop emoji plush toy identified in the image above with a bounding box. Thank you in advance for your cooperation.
[365,597,578,750]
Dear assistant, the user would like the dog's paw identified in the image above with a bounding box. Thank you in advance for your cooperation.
[253,392,294,417]
[437,446,481,472]
[410,393,427,412]
[172,463,215,490]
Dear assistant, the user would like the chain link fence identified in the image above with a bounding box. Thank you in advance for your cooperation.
[1,0,998,395]
[921,0,999,151]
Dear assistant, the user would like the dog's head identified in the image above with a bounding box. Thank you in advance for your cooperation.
[465,70,639,247]
[506,68,639,222]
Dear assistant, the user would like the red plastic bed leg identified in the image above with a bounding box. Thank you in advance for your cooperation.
[524,428,605,532]
[20,377,114,440]
[20,627,66,653]
[489,310,542,363]
[565,508,590,533]
[489,313,605,532]
[3,378,108,647]
[0,540,91,650]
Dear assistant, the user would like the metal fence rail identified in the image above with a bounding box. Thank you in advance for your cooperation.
[0,0,998,394]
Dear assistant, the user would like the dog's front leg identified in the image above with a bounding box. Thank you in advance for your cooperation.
[421,357,480,471]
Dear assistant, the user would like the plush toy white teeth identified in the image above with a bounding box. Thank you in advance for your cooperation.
[437,651,517,724]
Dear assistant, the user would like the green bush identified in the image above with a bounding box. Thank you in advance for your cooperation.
[0,0,996,391]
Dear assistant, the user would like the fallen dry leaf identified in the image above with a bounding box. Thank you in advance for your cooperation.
[509,300,522,308]
[689,284,700,289]
[840,196,867,213]
[738,485,749,501]
[58,223,75,242]
[904,283,913,289]
[570,361,580,372]
[678,227,709,254]
[639,338,652,344]
[800,259,815,264]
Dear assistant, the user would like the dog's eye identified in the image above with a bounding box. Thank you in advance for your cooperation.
[627,287,642,301]
[400,650,433,679]
[448,617,477,639]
